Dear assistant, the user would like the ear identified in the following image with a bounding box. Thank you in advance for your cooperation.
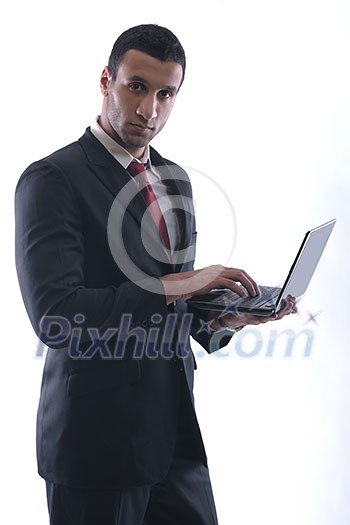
[100,66,112,96]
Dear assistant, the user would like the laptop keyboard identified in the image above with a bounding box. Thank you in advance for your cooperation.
[210,285,281,308]
[236,286,281,306]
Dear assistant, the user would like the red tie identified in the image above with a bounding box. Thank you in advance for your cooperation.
[127,161,171,250]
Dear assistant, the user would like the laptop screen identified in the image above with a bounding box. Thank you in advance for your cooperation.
[277,219,336,305]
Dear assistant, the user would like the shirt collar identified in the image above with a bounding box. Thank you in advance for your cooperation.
[90,116,150,169]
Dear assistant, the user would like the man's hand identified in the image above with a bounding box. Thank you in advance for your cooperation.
[209,295,298,331]
[160,264,260,305]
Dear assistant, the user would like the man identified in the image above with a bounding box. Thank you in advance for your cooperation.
[15,24,296,525]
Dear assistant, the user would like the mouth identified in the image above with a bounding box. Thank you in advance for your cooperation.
[130,123,153,133]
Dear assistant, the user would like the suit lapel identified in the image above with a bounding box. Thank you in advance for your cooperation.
[78,129,194,273]
[79,130,174,271]
[150,147,194,255]
[78,129,149,229]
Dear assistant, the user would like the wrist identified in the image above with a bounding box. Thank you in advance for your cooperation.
[215,316,245,333]
[159,275,193,305]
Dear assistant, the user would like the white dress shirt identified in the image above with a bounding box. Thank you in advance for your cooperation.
[90,117,180,253]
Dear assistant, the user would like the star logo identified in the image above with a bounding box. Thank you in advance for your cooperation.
[196,318,215,335]
[303,310,322,325]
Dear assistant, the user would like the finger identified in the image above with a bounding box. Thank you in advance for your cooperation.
[284,295,297,312]
[219,278,249,297]
[275,298,295,319]
[288,296,298,314]
[224,268,259,297]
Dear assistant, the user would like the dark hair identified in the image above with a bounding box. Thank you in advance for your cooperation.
[108,24,186,86]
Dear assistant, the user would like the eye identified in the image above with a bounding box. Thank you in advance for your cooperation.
[128,82,145,93]
[159,90,174,100]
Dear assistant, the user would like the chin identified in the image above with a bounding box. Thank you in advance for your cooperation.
[125,138,148,149]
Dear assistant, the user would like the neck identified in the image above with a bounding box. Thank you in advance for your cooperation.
[98,114,145,159]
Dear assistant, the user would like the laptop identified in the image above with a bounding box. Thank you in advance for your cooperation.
[187,219,336,316]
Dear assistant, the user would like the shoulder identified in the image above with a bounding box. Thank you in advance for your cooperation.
[22,138,84,175]
[16,129,97,191]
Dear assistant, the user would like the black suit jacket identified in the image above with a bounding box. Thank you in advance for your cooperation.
[15,129,231,488]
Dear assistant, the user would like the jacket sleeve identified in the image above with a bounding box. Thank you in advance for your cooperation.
[188,301,233,354]
[15,160,169,349]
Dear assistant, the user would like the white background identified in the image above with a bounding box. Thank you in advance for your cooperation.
[1,1,349,523]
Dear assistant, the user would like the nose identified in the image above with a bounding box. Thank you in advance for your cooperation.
[136,93,158,121]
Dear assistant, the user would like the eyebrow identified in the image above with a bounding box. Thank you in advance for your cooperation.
[128,75,178,93]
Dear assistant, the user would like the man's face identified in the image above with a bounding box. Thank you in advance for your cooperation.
[100,49,183,158]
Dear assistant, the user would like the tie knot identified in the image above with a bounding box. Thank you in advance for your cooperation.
[127,161,147,178]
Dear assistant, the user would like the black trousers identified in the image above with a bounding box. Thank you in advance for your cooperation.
[45,380,218,525]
